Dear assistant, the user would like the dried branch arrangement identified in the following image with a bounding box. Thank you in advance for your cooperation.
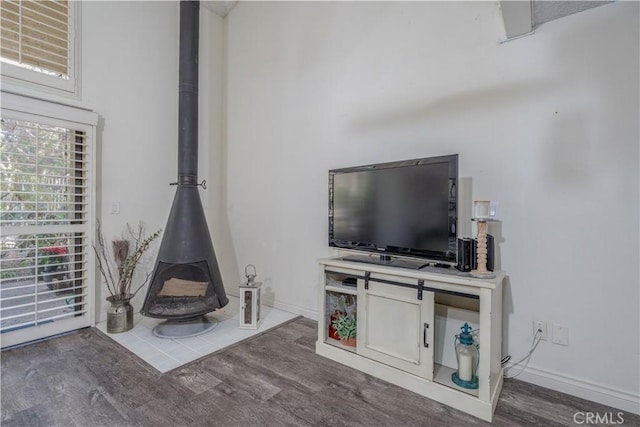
[93,220,161,301]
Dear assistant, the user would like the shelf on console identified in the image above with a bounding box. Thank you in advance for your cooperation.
[325,284,358,295]
[324,336,357,353]
[433,363,479,397]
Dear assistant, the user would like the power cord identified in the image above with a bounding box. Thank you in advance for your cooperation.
[502,328,543,379]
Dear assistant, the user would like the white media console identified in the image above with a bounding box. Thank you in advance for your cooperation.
[315,256,505,421]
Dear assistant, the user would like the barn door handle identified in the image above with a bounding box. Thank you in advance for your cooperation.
[423,322,429,348]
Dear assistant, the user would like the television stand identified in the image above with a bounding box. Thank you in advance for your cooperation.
[340,254,426,270]
[316,257,505,421]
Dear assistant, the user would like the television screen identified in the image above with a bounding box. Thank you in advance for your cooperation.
[329,155,457,264]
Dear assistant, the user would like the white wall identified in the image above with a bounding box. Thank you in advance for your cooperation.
[82,2,226,318]
[82,1,178,317]
[225,1,639,411]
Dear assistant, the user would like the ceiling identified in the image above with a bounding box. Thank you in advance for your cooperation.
[201,1,614,38]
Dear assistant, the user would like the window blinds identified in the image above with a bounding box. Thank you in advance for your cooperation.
[0,0,70,77]
[0,117,89,336]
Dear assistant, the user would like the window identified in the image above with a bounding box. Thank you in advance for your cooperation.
[0,94,96,348]
[0,0,79,97]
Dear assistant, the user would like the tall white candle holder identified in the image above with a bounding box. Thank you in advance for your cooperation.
[470,218,498,279]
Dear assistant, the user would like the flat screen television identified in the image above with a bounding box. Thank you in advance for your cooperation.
[328,154,458,267]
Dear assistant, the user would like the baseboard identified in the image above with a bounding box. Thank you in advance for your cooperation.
[517,365,640,415]
[225,289,318,320]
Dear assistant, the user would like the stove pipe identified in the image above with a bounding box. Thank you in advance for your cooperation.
[141,0,228,320]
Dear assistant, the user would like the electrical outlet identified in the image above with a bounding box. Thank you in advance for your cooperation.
[533,320,547,340]
[552,324,569,346]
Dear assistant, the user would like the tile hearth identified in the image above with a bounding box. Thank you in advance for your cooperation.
[96,295,299,373]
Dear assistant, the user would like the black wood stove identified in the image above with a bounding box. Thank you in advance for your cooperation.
[141,0,228,336]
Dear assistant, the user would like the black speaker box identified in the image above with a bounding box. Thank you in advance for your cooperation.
[472,234,494,272]
[456,238,473,272]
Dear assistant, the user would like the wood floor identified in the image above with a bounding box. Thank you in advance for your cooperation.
[1,318,637,426]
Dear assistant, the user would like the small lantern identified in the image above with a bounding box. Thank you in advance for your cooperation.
[239,264,263,329]
[451,323,479,389]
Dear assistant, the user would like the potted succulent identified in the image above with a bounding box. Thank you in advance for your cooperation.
[332,312,357,347]
[93,220,161,333]
[328,293,354,340]
[331,294,357,347]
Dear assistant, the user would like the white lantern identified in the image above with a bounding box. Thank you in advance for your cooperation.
[239,264,263,329]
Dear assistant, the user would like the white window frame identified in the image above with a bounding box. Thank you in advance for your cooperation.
[0,92,97,348]
[1,1,81,100]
